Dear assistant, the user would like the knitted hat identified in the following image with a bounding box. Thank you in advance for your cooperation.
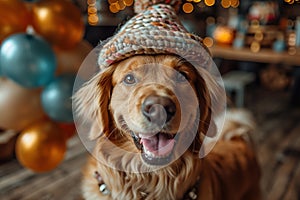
[98,0,211,69]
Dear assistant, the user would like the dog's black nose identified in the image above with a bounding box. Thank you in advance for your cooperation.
[142,95,176,126]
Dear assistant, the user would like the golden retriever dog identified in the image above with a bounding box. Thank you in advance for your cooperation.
[74,54,261,200]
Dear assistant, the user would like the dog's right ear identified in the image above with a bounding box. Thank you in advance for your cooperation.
[73,66,115,140]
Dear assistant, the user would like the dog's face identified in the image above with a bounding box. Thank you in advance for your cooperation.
[110,55,203,165]
[75,55,215,167]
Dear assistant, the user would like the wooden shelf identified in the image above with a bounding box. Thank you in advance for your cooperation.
[209,45,300,66]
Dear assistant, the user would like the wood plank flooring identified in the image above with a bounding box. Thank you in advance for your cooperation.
[246,86,300,200]
[0,85,299,200]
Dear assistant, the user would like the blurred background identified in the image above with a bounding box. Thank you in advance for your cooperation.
[0,0,300,199]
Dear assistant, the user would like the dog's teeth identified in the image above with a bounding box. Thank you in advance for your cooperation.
[143,146,170,159]
[143,146,155,157]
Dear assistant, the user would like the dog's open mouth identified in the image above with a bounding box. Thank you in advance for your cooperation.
[131,131,177,165]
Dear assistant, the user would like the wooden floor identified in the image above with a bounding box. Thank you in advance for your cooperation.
[0,85,300,200]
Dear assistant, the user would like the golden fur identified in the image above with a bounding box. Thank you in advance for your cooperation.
[74,55,261,200]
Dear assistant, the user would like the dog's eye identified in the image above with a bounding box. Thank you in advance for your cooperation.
[175,72,189,82]
[123,74,136,85]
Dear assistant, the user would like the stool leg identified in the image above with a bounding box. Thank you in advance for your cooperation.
[236,87,244,107]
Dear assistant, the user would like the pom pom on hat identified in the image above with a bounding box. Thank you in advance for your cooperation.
[134,0,182,13]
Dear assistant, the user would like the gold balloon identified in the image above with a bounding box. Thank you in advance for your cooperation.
[32,0,84,49]
[55,40,93,74]
[16,120,67,172]
[0,78,45,131]
[0,0,31,43]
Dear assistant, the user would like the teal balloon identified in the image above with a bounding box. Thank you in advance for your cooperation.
[41,74,75,122]
[0,34,56,87]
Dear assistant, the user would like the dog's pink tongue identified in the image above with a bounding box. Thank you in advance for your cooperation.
[140,133,175,157]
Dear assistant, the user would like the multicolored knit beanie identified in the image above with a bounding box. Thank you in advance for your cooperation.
[98,0,211,70]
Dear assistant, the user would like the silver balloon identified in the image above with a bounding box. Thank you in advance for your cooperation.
[41,74,75,123]
[0,33,56,88]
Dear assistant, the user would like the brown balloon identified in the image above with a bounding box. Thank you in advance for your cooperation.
[0,78,45,131]
[32,0,85,49]
[0,0,31,43]
[16,120,67,172]
[55,40,93,74]
[58,122,76,140]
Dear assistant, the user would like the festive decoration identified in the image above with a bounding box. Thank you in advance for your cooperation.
[41,74,76,123]
[182,2,194,14]
[273,33,285,52]
[213,26,235,45]
[233,33,245,49]
[16,120,66,172]
[55,40,93,75]
[0,78,45,131]
[286,31,297,55]
[0,34,56,88]
[248,2,278,25]
[178,0,240,10]
[107,0,133,14]
[58,123,76,140]
[203,37,214,48]
[0,0,31,43]
[0,0,87,172]
[204,0,215,7]
[32,0,84,49]
[87,0,99,25]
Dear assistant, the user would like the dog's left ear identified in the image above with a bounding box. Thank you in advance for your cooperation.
[73,66,115,140]
[191,68,223,152]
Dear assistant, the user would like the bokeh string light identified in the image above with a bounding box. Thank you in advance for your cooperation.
[182,2,194,13]
[181,0,241,13]
[104,0,300,14]
[108,0,133,14]
[103,0,242,14]
[221,0,231,8]
[204,0,215,7]
[284,0,294,4]
[87,0,99,25]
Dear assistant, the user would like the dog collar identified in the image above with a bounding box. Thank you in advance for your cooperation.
[94,171,201,200]
[94,171,111,195]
